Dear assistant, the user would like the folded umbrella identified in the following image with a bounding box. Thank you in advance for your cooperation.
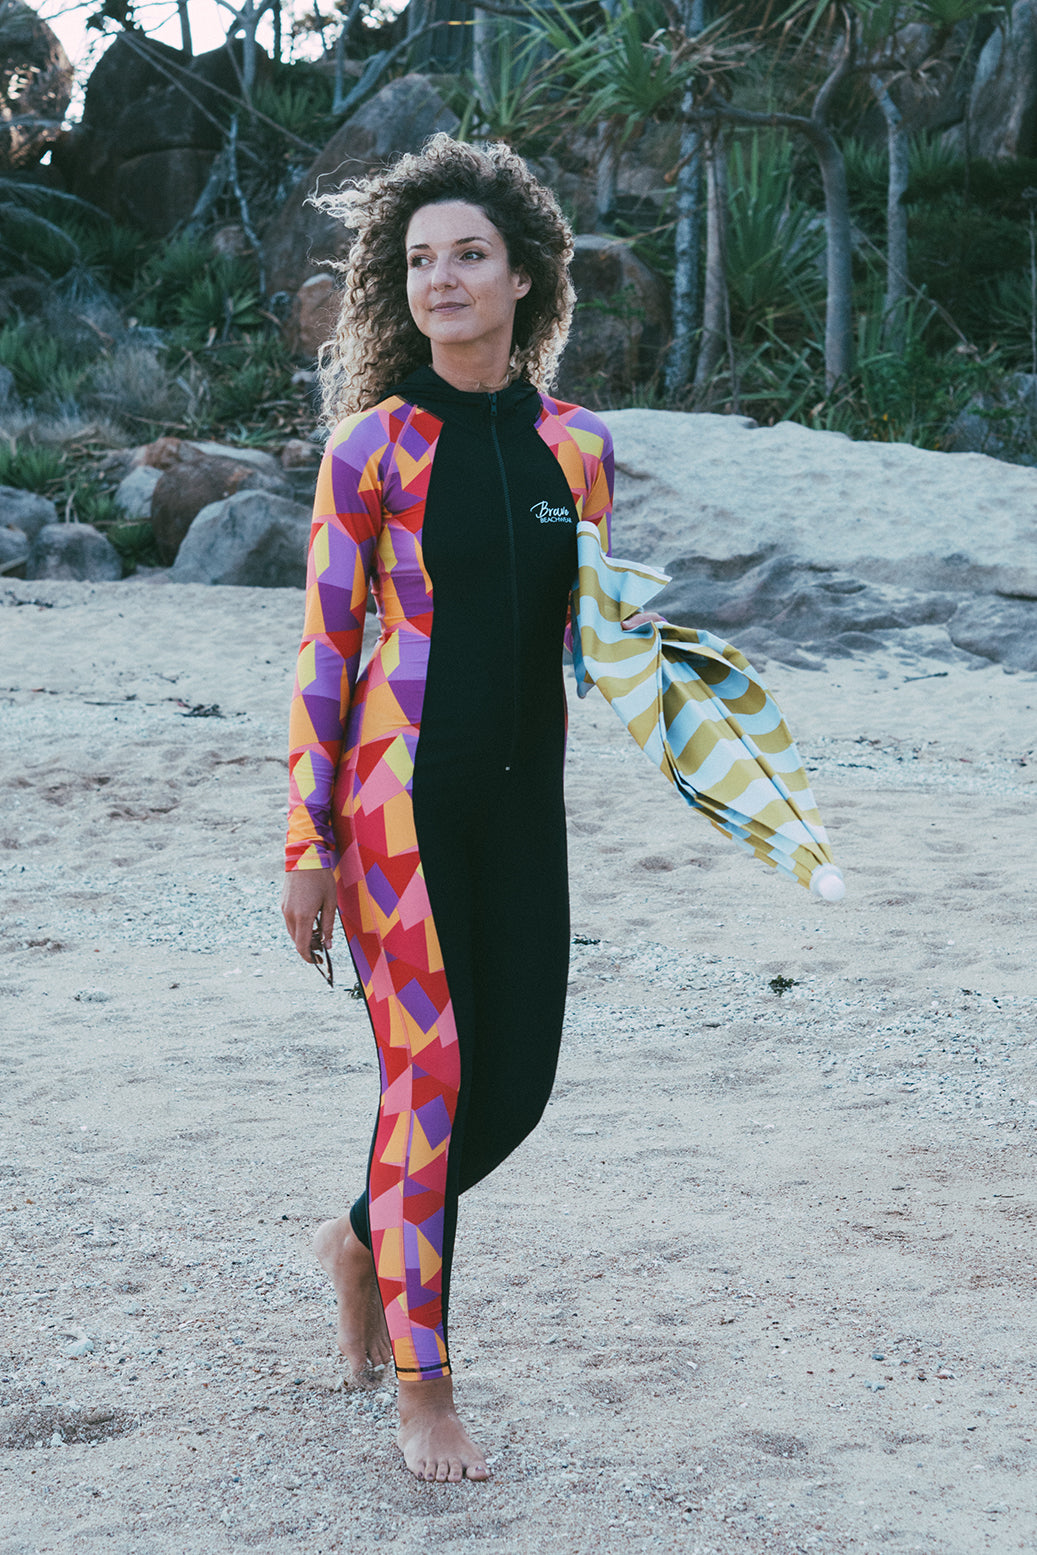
[571,521,845,900]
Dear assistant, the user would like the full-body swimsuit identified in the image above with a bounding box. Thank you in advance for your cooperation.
[286,368,613,1379]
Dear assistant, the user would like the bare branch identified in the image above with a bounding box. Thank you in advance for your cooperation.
[810,6,856,123]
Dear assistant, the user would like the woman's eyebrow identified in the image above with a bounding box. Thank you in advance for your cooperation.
[406,235,493,252]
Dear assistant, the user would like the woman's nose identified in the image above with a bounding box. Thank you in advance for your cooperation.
[430,257,456,289]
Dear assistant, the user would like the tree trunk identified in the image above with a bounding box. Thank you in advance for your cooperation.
[871,73,909,351]
[693,128,728,396]
[595,121,617,229]
[176,0,193,55]
[407,0,472,73]
[664,0,707,399]
[809,121,855,386]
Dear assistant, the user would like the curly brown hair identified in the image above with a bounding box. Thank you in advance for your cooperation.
[310,133,575,426]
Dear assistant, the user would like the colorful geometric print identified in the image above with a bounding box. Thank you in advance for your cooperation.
[336,726,459,1377]
[286,389,614,1379]
[570,524,841,895]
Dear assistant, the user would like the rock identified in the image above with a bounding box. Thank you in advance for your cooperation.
[27,523,122,582]
[114,465,162,522]
[0,485,58,540]
[147,440,294,564]
[0,0,72,171]
[598,407,1037,670]
[967,1,1037,160]
[184,442,283,475]
[169,490,312,586]
[112,148,219,238]
[64,1338,94,1358]
[0,524,29,576]
[285,274,339,359]
[280,437,322,469]
[557,236,670,403]
[944,372,1037,465]
[947,596,1037,671]
[262,73,460,299]
[0,364,17,408]
[54,35,269,233]
[652,551,958,659]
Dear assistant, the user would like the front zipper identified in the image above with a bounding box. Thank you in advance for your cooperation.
[489,391,520,773]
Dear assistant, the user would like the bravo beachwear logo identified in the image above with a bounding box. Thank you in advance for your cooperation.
[531,499,572,523]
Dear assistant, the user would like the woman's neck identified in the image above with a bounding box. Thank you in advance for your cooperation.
[428,345,513,395]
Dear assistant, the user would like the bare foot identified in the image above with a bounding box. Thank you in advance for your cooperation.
[397,1376,489,1483]
[313,1214,392,1376]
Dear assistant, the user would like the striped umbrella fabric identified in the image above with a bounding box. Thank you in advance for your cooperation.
[571,522,845,900]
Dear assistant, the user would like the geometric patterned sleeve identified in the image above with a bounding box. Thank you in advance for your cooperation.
[535,399,615,651]
[285,410,387,872]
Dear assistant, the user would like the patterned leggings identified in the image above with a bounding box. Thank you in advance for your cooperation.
[336,738,570,1379]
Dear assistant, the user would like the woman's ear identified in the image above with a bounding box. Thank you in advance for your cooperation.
[513,269,532,301]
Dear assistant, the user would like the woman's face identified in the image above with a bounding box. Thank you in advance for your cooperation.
[404,200,531,361]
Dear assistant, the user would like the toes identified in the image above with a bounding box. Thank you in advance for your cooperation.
[466,1460,489,1481]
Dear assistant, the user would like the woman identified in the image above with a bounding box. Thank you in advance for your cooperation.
[281,134,626,1484]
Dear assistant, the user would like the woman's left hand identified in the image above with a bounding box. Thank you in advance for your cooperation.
[621,611,665,631]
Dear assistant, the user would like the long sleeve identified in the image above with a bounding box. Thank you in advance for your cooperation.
[285,414,385,871]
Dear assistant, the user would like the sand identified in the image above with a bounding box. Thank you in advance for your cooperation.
[1,575,1036,1555]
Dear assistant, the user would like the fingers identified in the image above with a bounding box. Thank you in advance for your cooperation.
[281,870,337,961]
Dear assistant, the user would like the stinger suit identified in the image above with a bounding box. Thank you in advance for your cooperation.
[285,367,613,1380]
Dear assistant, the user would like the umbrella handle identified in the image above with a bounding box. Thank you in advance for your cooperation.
[810,864,846,902]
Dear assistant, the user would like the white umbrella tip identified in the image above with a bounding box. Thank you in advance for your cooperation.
[810,864,846,903]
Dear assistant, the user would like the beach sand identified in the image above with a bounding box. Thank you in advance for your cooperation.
[1,577,1035,1554]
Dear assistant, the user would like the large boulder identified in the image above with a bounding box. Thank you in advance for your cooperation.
[27,523,122,582]
[0,0,72,171]
[599,407,1037,670]
[0,486,58,541]
[0,524,29,576]
[557,236,671,403]
[944,372,1037,465]
[114,465,162,523]
[262,73,459,300]
[169,490,312,587]
[112,148,220,237]
[967,1,1037,160]
[137,438,294,564]
[284,273,339,360]
[53,35,269,234]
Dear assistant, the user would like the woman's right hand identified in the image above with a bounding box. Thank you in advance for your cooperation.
[281,869,339,962]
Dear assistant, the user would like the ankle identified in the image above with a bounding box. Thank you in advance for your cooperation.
[397,1375,455,1420]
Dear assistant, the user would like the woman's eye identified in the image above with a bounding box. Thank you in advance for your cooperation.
[460,249,485,261]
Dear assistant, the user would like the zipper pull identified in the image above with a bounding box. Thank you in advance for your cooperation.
[489,391,498,420]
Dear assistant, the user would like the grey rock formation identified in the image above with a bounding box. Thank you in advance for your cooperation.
[140,439,294,564]
[114,466,162,522]
[28,523,122,582]
[601,408,1037,671]
[262,74,459,299]
[169,490,312,587]
[944,373,1037,465]
[947,596,1037,672]
[0,524,29,576]
[0,485,58,541]
[53,35,265,234]
[967,1,1037,159]
[557,236,670,403]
